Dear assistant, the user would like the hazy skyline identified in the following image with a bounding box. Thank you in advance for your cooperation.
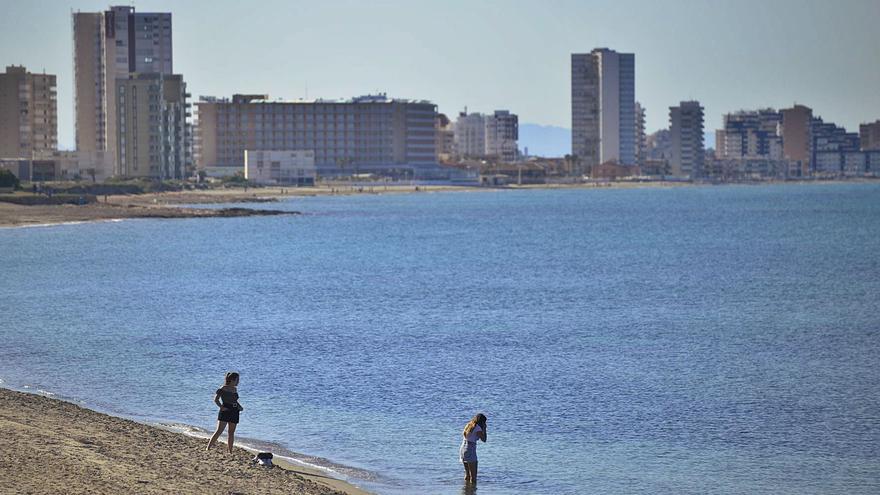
[1,0,878,150]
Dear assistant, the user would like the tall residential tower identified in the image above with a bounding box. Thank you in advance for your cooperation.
[571,48,636,167]
[73,6,176,177]
[669,101,705,178]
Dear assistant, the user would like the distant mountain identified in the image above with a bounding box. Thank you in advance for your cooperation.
[519,123,570,158]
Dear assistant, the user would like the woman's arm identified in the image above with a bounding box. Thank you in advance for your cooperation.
[213,393,223,408]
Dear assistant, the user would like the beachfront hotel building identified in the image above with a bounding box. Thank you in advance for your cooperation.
[195,93,438,177]
[115,73,189,179]
[73,6,174,177]
[669,101,705,178]
[0,66,57,159]
[571,48,636,167]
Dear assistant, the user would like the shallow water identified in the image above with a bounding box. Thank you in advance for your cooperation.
[2,183,880,494]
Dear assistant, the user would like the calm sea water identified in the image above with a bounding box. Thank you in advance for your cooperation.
[2,184,880,494]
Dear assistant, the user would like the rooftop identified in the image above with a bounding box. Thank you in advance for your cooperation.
[199,93,434,105]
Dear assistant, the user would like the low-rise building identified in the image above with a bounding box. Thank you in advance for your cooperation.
[51,150,115,181]
[0,157,60,182]
[244,150,316,186]
[706,158,800,181]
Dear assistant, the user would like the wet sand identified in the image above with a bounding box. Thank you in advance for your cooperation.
[0,388,371,495]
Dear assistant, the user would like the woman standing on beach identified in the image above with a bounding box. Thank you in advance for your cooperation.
[206,372,243,453]
[460,413,487,484]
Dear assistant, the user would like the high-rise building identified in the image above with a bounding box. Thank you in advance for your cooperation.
[669,101,704,178]
[780,104,813,176]
[571,48,636,166]
[195,94,437,177]
[860,120,880,151]
[635,102,646,167]
[484,110,519,162]
[0,65,57,158]
[115,73,189,179]
[73,6,173,175]
[453,112,487,158]
[453,110,519,162]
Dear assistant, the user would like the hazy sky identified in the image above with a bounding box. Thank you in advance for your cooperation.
[2,0,878,150]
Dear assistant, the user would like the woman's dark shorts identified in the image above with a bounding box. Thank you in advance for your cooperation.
[218,407,240,424]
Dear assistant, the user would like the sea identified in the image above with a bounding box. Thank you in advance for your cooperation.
[2,183,879,494]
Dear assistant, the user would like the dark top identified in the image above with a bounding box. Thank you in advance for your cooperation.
[216,387,240,410]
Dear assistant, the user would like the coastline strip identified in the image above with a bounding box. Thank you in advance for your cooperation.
[0,387,371,495]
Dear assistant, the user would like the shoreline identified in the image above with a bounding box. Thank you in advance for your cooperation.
[0,386,373,495]
[1,178,877,228]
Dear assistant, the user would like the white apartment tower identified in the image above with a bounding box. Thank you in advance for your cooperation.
[454,110,519,162]
[571,48,636,166]
[453,112,487,158]
[669,101,705,178]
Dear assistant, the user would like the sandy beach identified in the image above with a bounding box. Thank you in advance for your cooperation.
[0,388,371,495]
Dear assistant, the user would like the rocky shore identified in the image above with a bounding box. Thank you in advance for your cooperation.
[0,201,297,227]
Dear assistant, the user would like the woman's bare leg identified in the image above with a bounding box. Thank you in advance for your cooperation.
[467,461,478,483]
[206,421,227,450]
[226,422,237,452]
[463,462,470,483]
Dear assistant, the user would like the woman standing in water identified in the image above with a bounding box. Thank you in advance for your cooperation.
[206,372,243,452]
[460,413,487,484]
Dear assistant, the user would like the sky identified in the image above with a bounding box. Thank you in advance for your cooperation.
[1,0,879,150]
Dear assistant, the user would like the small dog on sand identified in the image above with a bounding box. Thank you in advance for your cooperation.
[252,452,274,468]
